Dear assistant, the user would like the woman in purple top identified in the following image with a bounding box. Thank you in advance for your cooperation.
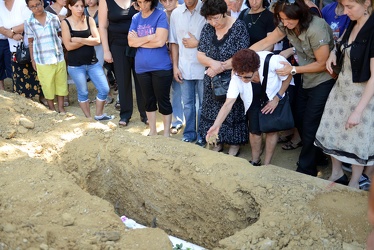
[128,0,173,137]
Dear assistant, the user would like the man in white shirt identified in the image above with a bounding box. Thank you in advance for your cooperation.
[169,0,206,146]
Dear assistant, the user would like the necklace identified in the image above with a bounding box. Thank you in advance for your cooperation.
[250,11,264,24]
[247,10,263,29]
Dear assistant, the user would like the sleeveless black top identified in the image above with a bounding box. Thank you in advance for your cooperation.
[64,16,98,66]
[106,0,138,46]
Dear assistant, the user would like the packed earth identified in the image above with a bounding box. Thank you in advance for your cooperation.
[0,79,371,249]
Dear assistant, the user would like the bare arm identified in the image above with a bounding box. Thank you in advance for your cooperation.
[345,57,374,129]
[28,37,37,71]
[276,44,330,76]
[61,20,82,51]
[71,17,100,46]
[261,74,292,114]
[206,97,237,142]
[98,0,113,63]
[171,43,182,83]
[128,27,168,48]
[250,27,285,52]
[197,51,224,78]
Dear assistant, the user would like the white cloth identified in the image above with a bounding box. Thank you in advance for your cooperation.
[226,51,293,113]
[0,0,32,52]
[169,1,206,80]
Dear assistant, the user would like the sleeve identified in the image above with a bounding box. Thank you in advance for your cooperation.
[21,3,32,21]
[370,34,374,58]
[168,11,177,44]
[265,11,275,33]
[197,24,210,53]
[234,20,250,50]
[226,75,240,99]
[24,20,33,38]
[272,55,290,81]
[129,14,139,32]
[308,18,333,51]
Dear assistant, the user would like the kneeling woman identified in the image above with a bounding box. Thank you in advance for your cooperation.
[206,49,292,165]
[61,0,113,121]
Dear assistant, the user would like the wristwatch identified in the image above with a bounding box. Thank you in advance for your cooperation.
[291,66,297,75]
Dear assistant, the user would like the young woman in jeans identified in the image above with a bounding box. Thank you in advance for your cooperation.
[61,0,113,121]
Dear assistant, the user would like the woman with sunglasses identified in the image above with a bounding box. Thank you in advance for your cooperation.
[315,0,374,189]
[206,49,292,165]
[250,0,334,176]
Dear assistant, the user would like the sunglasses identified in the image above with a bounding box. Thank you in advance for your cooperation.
[234,72,254,80]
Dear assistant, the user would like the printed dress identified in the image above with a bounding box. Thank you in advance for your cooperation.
[198,20,250,145]
[315,46,374,166]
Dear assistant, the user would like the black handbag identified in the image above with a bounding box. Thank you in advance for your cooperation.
[211,72,231,101]
[15,41,31,64]
[258,53,294,133]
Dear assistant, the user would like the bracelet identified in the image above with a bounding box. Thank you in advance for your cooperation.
[276,92,284,100]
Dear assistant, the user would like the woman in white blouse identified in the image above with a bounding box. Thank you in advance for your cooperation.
[206,49,292,165]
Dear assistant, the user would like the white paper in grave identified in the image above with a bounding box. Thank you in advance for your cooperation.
[120,216,205,250]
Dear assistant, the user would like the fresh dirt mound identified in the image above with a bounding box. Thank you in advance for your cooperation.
[0,90,370,249]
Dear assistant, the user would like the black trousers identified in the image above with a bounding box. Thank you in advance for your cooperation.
[110,43,146,122]
[295,78,335,176]
[136,69,173,115]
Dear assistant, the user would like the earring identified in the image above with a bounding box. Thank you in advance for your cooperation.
[364,9,368,15]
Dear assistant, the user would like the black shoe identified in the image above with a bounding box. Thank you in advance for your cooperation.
[195,139,206,147]
[334,174,349,185]
[249,160,261,166]
[140,117,149,125]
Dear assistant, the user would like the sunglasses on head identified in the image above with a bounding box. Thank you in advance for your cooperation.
[272,0,295,5]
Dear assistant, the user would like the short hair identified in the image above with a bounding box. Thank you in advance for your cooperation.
[232,49,260,74]
[200,0,228,19]
[273,0,312,34]
[136,0,158,10]
[25,0,43,6]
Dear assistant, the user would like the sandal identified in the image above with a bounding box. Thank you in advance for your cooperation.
[277,134,293,143]
[119,119,129,127]
[170,124,182,134]
[114,101,121,111]
[249,160,261,166]
[282,140,302,150]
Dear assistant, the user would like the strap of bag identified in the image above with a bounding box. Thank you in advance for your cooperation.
[260,53,274,102]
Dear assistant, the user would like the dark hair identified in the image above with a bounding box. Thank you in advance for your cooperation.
[273,0,312,34]
[244,0,270,9]
[200,0,228,18]
[25,0,43,6]
[135,0,158,10]
[232,49,260,74]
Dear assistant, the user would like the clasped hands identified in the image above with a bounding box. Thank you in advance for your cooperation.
[205,60,227,78]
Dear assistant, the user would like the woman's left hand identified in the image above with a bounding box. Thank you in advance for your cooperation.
[276,61,292,77]
[261,99,279,114]
[345,110,362,129]
[128,30,138,38]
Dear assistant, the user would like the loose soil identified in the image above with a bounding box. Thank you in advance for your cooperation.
[0,79,370,250]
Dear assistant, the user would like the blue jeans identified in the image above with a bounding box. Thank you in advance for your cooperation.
[68,62,109,102]
[0,39,12,80]
[180,79,204,141]
[171,78,184,127]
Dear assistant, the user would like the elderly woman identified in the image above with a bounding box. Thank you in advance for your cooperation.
[250,0,334,176]
[207,49,292,165]
[128,0,173,137]
[197,0,249,156]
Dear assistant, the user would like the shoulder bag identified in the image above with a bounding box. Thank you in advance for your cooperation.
[211,72,231,101]
[258,53,294,133]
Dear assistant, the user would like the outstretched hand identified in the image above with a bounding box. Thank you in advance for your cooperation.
[206,126,220,147]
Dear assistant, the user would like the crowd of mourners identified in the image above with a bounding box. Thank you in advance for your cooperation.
[0,0,373,193]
